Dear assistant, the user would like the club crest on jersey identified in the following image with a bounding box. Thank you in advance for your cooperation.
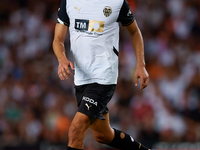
[103,6,112,17]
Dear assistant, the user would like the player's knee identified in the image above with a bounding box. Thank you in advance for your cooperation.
[68,123,84,138]
[68,114,91,139]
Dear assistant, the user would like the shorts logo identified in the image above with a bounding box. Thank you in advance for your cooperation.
[75,19,104,33]
[82,96,98,106]
[103,6,112,17]
[85,103,92,110]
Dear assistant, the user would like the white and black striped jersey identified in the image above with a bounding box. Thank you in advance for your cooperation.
[57,0,134,86]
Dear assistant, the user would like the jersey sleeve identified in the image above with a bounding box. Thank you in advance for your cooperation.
[57,0,70,26]
[117,0,135,26]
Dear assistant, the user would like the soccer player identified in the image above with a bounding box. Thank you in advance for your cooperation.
[52,0,150,150]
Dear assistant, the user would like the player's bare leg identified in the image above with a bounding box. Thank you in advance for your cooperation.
[90,112,115,144]
[68,112,91,149]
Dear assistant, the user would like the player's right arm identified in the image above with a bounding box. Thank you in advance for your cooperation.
[53,23,74,80]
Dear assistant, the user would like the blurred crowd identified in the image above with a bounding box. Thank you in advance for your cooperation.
[0,0,200,149]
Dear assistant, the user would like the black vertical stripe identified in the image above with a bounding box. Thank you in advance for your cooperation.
[113,47,119,56]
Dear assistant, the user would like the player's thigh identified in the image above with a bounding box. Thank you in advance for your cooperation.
[90,112,114,143]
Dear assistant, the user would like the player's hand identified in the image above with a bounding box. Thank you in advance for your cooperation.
[58,58,75,80]
[135,66,149,90]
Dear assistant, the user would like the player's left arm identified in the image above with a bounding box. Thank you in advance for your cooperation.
[126,21,149,90]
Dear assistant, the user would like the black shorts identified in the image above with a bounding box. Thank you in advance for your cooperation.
[75,83,116,120]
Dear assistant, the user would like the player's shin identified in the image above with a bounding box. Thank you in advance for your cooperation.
[107,128,150,150]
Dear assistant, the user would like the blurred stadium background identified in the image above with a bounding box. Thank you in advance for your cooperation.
[0,0,200,149]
